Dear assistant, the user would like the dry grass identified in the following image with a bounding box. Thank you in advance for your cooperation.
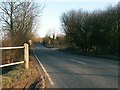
[0,56,40,88]
[1,65,35,88]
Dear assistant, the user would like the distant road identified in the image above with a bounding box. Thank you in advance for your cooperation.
[34,43,118,88]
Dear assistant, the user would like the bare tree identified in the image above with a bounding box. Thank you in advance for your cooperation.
[0,0,44,46]
[0,0,44,64]
[61,4,119,55]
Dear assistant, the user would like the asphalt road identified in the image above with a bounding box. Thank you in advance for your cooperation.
[34,43,119,88]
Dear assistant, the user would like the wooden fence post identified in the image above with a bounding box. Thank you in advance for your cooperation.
[24,43,29,69]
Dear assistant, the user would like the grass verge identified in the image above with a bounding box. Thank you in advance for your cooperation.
[59,48,120,61]
[0,55,41,89]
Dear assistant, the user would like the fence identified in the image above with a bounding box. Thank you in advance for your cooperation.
[0,43,29,69]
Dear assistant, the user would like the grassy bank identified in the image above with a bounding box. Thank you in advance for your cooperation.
[44,43,119,61]
[59,48,119,61]
[0,55,41,89]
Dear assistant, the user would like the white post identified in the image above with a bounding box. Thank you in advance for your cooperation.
[24,43,29,69]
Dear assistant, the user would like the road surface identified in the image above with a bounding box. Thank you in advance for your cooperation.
[34,43,119,88]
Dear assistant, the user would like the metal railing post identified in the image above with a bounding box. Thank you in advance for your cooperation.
[24,43,29,69]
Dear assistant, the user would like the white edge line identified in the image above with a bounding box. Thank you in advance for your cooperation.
[70,59,87,65]
[33,51,54,85]
[36,65,45,88]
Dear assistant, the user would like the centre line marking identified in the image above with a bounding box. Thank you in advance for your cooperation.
[70,59,87,65]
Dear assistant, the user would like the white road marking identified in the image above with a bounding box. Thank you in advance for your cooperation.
[36,65,45,88]
[70,59,87,65]
[33,52,54,85]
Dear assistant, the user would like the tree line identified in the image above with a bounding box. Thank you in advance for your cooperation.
[0,0,43,64]
[0,0,43,46]
[61,3,120,55]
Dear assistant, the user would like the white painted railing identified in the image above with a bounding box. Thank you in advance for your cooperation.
[0,43,29,69]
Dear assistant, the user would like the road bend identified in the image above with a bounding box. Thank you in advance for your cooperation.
[34,43,119,88]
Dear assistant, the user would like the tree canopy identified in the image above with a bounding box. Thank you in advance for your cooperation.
[61,3,119,55]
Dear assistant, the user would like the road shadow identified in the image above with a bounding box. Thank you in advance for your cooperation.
[48,72,119,78]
